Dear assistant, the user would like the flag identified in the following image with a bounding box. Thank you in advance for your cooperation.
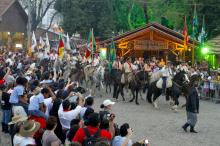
[182,16,189,48]
[108,39,116,72]
[87,28,96,59]
[85,48,91,59]
[45,33,50,53]
[39,36,45,49]
[192,5,198,39]
[109,40,116,62]
[198,16,207,44]
[66,33,71,50]
[57,36,64,59]
[28,31,37,56]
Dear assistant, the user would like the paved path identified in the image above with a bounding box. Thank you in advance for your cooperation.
[1,89,220,146]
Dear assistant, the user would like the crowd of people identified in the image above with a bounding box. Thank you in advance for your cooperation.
[0,49,151,146]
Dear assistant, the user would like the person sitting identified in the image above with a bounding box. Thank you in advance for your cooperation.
[112,123,133,146]
[112,56,123,70]
[72,113,112,144]
[42,116,62,146]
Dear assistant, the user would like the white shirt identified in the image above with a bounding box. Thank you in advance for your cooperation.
[92,58,99,66]
[44,97,53,117]
[124,62,135,73]
[13,134,24,146]
[19,137,36,146]
[58,104,82,129]
[28,93,44,111]
[6,58,14,66]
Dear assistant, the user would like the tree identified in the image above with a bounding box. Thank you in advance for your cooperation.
[19,0,57,31]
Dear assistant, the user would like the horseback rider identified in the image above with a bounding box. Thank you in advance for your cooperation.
[92,54,100,67]
[112,56,122,70]
[123,57,135,85]
[161,61,174,94]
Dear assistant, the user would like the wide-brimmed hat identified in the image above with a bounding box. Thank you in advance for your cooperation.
[19,120,40,137]
[103,99,115,106]
[8,115,28,125]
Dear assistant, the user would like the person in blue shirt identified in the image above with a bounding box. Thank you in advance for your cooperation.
[9,77,28,105]
[28,88,50,119]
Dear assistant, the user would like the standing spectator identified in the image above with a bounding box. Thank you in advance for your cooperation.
[9,77,28,105]
[182,80,200,133]
[42,116,61,146]
[19,120,41,146]
[8,115,28,146]
[28,88,51,119]
[72,113,112,144]
[80,96,94,119]
[1,83,11,133]
[112,123,133,146]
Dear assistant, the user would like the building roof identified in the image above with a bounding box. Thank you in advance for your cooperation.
[101,22,196,45]
[0,0,12,16]
[0,0,27,19]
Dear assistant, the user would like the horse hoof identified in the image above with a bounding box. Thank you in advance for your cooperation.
[136,102,139,105]
[129,99,133,102]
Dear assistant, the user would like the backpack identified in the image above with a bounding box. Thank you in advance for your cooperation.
[82,128,108,146]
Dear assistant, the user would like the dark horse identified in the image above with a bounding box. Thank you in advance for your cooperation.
[111,69,125,101]
[129,71,149,105]
[147,71,188,109]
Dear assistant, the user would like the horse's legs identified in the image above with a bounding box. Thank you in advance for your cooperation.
[119,84,125,101]
[135,89,139,105]
[113,84,117,99]
[152,90,161,109]
[146,85,153,103]
[129,89,135,102]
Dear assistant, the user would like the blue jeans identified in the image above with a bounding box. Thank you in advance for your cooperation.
[29,110,47,119]
[2,110,11,124]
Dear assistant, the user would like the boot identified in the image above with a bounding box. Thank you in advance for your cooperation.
[182,123,189,132]
[4,123,9,133]
[190,126,198,133]
[1,122,5,132]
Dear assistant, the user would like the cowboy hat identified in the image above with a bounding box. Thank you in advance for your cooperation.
[8,115,28,125]
[19,120,40,137]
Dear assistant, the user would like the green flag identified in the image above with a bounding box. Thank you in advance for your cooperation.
[198,16,207,44]
[108,40,116,72]
[192,5,198,39]
[87,28,96,59]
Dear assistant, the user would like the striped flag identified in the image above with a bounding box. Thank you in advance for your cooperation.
[86,28,96,59]
[182,16,189,48]
[57,36,64,59]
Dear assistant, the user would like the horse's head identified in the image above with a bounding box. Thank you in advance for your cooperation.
[174,71,189,85]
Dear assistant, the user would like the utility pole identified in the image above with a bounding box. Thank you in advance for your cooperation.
[27,0,31,55]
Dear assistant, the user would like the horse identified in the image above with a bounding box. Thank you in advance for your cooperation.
[111,69,125,101]
[147,71,189,110]
[68,61,85,83]
[128,70,149,105]
[104,67,113,93]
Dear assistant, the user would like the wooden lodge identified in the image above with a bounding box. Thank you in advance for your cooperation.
[101,22,197,63]
[0,0,27,50]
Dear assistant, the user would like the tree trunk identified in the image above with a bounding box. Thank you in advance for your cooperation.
[143,3,149,24]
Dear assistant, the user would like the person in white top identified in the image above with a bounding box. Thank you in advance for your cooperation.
[92,55,100,66]
[112,56,122,70]
[161,61,173,94]
[58,93,84,130]
[123,58,135,84]
[19,120,41,146]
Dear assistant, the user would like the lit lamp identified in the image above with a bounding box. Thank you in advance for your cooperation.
[201,47,209,54]
[99,48,107,60]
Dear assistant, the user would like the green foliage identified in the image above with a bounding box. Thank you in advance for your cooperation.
[55,0,220,40]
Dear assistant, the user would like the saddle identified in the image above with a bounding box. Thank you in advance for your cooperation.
[156,77,172,89]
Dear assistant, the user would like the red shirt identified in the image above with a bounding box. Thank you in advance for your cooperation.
[29,115,46,138]
[72,126,112,144]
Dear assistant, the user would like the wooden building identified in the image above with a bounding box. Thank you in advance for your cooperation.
[101,23,196,62]
[0,0,27,49]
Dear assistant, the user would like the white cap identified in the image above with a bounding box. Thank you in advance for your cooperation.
[103,99,115,106]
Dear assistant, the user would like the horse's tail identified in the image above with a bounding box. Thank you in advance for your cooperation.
[147,83,153,103]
